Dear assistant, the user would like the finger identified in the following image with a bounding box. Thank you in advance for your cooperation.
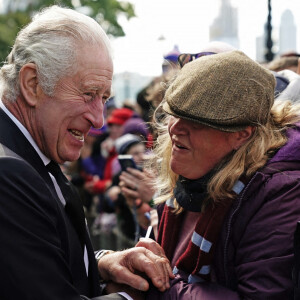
[121,186,139,198]
[119,174,138,190]
[98,251,149,291]
[136,239,166,257]
[136,243,174,281]
[116,267,150,291]
[119,173,137,187]
[120,170,136,180]
[154,256,171,290]
[117,248,173,292]
[135,243,170,288]
[140,250,173,291]
[126,168,144,179]
[122,169,146,184]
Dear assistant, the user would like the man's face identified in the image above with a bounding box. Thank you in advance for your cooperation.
[33,44,113,163]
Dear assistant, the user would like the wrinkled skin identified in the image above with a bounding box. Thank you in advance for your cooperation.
[7,43,113,164]
[98,239,174,296]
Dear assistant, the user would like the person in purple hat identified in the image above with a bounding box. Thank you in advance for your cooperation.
[162,45,181,73]
[122,117,149,141]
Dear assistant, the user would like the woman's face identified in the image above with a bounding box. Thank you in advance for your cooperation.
[168,116,236,180]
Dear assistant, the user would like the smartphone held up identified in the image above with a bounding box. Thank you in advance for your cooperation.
[118,154,138,172]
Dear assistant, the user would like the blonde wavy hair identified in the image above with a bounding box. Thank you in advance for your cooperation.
[147,99,300,212]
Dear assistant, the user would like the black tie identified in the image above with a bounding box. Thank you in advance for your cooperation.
[46,160,86,250]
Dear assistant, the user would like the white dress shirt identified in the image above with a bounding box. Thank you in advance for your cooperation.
[0,100,89,274]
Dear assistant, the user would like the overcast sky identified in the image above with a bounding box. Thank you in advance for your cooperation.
[110,0,300,76]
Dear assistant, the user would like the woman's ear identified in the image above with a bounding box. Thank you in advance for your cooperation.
[231,126,255,150]
[19,63,39,107]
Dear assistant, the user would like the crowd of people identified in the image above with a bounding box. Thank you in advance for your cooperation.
[64,102,157,251]
[1,3,300,300]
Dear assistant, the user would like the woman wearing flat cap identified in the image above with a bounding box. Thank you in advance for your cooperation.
[144,50,300,299]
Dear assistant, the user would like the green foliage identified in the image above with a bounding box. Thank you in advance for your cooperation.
[0,11,31,64]
[78,0,135,36]
[0,0,136,64]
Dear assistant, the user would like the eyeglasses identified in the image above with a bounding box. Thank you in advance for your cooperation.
[178,52,216,68]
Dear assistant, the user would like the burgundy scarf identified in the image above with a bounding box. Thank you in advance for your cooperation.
[157,179,246,283]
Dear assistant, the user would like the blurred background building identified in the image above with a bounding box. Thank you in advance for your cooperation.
[279,9,297,55]
[209,0,239,48]
[0,0,299,107]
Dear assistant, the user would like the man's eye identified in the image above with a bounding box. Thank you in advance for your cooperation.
[84,92,96,101]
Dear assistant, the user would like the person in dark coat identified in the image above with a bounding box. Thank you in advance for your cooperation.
[144,50,300,299]
[0,5,173,300]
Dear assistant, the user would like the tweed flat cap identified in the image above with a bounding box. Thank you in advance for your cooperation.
[162,50,276,132]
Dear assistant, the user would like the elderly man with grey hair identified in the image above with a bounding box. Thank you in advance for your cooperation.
[0,5,173,300]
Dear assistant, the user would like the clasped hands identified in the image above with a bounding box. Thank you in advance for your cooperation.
[97,238,174,297]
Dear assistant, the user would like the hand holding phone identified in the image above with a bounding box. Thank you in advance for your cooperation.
[118,154,137,172]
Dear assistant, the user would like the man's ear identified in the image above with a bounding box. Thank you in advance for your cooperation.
[19,63,39,107]
[231,126,255,150]
[297,58,300,75]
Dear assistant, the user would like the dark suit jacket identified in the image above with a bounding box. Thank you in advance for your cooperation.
[0,108,123,300]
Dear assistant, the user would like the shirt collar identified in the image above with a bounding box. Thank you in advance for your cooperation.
[0,100,50,166]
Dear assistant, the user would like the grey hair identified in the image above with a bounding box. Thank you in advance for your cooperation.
[0,5,112,102]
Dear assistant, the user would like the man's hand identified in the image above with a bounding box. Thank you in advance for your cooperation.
[98,243,174,292]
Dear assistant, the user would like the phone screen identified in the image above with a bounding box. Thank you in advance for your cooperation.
[118,154,137,172]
